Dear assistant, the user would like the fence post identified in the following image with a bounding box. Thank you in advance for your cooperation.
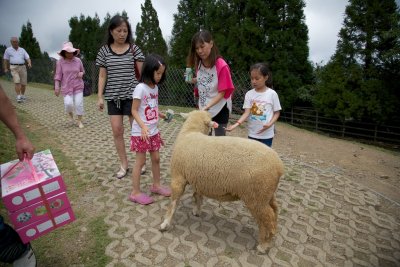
[315,110,318,131]
[342,121,346,137]
[374,124,378,142]
[291,107,294,124]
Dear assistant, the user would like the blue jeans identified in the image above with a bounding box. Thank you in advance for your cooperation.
[248,136,273,147]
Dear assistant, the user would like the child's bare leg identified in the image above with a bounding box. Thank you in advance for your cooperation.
[131,152,146,196]
[150,151,161,187]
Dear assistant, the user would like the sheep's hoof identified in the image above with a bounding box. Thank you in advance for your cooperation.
[192,209,200,217]
[160,221,170,232]
[256,244,269,254]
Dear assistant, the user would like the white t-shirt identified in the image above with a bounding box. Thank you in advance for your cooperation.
[131,83,160,137]
[243,88,282,139]
[197,64,231,118]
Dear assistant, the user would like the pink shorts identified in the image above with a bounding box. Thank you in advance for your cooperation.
[130,132,164,153]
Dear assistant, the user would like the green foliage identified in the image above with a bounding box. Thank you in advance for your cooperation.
[68,14,104,61]
[0,44,6,75]
[315,0,400,123]
[19,21,42,58]
[135,0,168,59]
[169,0,313,109]
[18,21,53,84]
[169,0,212,67]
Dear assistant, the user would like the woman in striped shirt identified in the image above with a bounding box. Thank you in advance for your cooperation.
[96,15,145,179]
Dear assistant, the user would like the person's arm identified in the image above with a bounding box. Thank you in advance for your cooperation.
[97,67,107,111]
[203,92,225,111]
[3,58,9,73]
[257,111,281,134]
[226,108,251,131]
[131,99,150,141]
[78,58,84,78]
[24,49,32,68]
[136,61,143,77]
[26,58,32,68]
[54,60,61,96]
[0,85,35,160]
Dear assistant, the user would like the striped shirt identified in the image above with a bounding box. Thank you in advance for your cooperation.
[96,44,145,101]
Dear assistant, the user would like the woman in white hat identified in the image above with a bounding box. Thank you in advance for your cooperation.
[54,41,85,128]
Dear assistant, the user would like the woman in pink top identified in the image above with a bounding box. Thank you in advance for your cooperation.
[186,30,235,136]
[54,42,85,128]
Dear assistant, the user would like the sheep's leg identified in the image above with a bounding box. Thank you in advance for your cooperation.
[160,175,187,231]
[270,194,279,230]
[192,192,203,216]
[244,200,276,254]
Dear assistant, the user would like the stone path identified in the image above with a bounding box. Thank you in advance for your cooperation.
[3,82,400,266]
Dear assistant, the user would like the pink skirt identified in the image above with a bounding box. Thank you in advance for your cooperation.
[130,132,164,152]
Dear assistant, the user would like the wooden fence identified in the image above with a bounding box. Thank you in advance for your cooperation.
[280,107,400,147]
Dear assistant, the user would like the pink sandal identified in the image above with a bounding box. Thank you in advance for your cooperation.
[150,185,171,197]
[129,193,154,205]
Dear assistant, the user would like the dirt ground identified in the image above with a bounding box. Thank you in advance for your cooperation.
[229,122,400,205]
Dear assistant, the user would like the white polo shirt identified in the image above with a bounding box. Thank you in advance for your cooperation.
[3,47,30,65]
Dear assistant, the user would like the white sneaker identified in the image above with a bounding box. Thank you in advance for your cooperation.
[16,95,22,103]
[21,95,26,101]
[13,244,36,267]
[78,121,84,128]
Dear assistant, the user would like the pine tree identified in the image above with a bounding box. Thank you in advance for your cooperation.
[315,0,400,123]
[0,44,6,75]
[19,21,42,58]
[169,0,212,67]
[19,21,52,83]
[267,0,313,107]
[69,14,103,61]
[135,0,168,59]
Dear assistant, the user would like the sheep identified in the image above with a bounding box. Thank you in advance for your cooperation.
[160,110,284,253]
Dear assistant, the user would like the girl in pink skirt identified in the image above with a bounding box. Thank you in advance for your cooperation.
[129,54,171,205]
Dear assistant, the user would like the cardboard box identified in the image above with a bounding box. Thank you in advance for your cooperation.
[1,149,66,212]
[16,207,75,244]
[8,192,72,229]
[1,149,75,243]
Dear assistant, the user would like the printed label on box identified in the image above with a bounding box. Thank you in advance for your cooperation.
[55,212,71,224]
[16,207,75,244]
[22,188,41,202]
[37,220,53,233]
[9,192,72,229]
[43,180,61,193]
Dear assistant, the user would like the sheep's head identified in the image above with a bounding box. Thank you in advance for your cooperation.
[180,110,218,135]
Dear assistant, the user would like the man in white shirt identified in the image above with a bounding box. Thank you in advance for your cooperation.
[3,37,32,103]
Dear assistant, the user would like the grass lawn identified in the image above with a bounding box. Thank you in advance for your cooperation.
[0,106,112,267]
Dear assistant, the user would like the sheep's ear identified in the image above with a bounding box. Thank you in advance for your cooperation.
[179,112,189,119]
[209,121,219,128]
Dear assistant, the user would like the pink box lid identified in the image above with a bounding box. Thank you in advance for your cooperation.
[1,149,61,197]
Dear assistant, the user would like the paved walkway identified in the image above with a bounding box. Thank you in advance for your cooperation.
[3,82,400,266]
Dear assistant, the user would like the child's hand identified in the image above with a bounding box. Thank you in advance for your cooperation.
[54,89,60,97]
[257,124,272,134]
[77,72,84,78]
[164,109,174,123]
[226,124,236,132]
[141,126,150,141]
